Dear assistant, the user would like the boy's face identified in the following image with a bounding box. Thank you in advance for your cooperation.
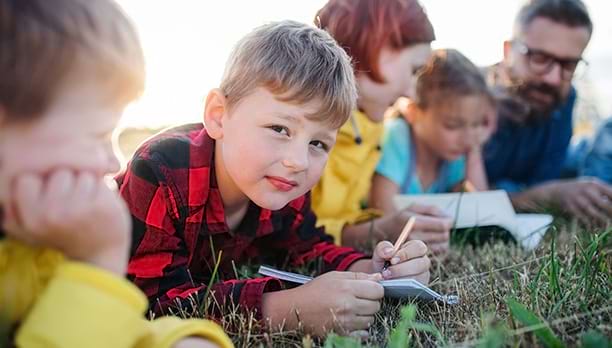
[412,95,492,161]
[209,88,337,211]
[0,78,123,205]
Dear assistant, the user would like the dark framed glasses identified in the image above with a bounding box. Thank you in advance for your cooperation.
[513,40,587,80]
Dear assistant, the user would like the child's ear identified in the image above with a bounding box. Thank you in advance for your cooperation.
[203,89,227,140]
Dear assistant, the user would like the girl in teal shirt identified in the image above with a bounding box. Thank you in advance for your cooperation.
[371,49,496,214]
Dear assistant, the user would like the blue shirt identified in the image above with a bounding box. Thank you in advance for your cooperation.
[484,88,576,193]
[376,117,465,194]
[581,117,612,184]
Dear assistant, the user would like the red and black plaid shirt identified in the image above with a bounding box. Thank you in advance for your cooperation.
[116,123,366,319]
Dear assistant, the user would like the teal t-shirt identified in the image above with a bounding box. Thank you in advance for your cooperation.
[376,117,465,194]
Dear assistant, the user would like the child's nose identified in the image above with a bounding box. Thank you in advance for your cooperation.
[282,145,309,172]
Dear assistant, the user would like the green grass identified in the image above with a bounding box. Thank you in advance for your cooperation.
[177,220,611,347]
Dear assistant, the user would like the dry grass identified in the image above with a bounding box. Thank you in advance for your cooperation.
[120,127,611,347]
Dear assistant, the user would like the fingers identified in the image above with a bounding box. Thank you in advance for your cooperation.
[398,210,452,243]
[351,280,384,300]
[345,315,376,332]
[43,170,76,224]
[384,240,431,280]
[372,240,395,266]
[414,215,452,233]
[575,194,608,226]
[348,330,370,340]
[584,184,612,217]
[392,240,429,264]
[428,242,450,255]
[352,297,381,315]
[387,256,430,276]
[591,179,612,200]
[73,172,97,202]
[567,180,612,226]
[12,174,44,235]
[410,228,450,243]
[404,203,445,217]
[413,270,431,285]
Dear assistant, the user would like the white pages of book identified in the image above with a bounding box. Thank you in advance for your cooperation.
[393,190,553,250]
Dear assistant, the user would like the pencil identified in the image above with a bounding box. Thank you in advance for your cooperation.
[382,216,416,271]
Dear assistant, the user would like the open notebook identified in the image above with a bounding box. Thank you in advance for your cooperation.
[393,190,553,250]
[258,265,459,305]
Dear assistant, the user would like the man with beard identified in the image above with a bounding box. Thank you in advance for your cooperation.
[484,0,612,226]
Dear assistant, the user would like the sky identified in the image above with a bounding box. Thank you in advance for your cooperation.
[116,0,612,129]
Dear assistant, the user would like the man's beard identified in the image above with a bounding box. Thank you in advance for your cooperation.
[513,80,562,115]
[504,70,564,123]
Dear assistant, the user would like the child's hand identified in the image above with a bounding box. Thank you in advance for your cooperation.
[3,170,131,276]
[380,205,452,254]
[262,271,384,337]
[372,240,430,285]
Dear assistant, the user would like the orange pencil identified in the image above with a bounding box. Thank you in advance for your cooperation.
[382,216,416,271]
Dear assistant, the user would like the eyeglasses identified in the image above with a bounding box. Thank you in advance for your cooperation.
[513,40,588,80]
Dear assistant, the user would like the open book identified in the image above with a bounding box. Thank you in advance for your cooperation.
[258,265,459,305]
[393,190,553,250]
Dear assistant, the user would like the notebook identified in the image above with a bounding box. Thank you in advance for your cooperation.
[393,190,553,250]
[258,265,459,305]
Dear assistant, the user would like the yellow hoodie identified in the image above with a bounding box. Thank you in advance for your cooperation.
[312,110,384,243]
[0,240,233,348]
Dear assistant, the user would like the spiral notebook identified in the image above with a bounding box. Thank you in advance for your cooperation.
[258,265,459,305]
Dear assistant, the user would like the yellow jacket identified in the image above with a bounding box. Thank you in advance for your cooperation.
[0,239,233,348]
[312,110,384,243]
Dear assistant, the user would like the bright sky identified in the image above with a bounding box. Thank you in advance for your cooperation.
[117,0,612,128]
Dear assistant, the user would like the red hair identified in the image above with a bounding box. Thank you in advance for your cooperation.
[315,0,435,83]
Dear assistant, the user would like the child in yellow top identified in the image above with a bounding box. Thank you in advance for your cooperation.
[312,0,453,253]
[0,0,231,347]
[371,49,496,217]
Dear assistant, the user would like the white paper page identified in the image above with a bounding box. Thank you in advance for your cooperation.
[393,190,552,250]
[510,214,554,250]
[258,266,458,304]
[393,190,516,229]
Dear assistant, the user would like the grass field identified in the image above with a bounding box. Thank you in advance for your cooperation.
[119,128,611,348]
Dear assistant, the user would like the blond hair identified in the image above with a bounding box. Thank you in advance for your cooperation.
[220,20,357,129]
[0,0,145,122]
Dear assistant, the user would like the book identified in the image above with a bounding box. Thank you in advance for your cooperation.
[258,265,459,305]
[393,190,553,250]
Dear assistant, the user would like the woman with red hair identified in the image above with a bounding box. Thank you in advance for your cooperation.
[312,0,453,254]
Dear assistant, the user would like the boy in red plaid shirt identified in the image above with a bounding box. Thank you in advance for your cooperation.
[118,20,431,337]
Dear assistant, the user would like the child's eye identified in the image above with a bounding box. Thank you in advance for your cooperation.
[269,125,289,136]
[310,140,329,152]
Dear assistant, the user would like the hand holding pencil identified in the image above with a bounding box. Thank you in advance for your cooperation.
[371,216,431,285]
[382,216,416,271]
